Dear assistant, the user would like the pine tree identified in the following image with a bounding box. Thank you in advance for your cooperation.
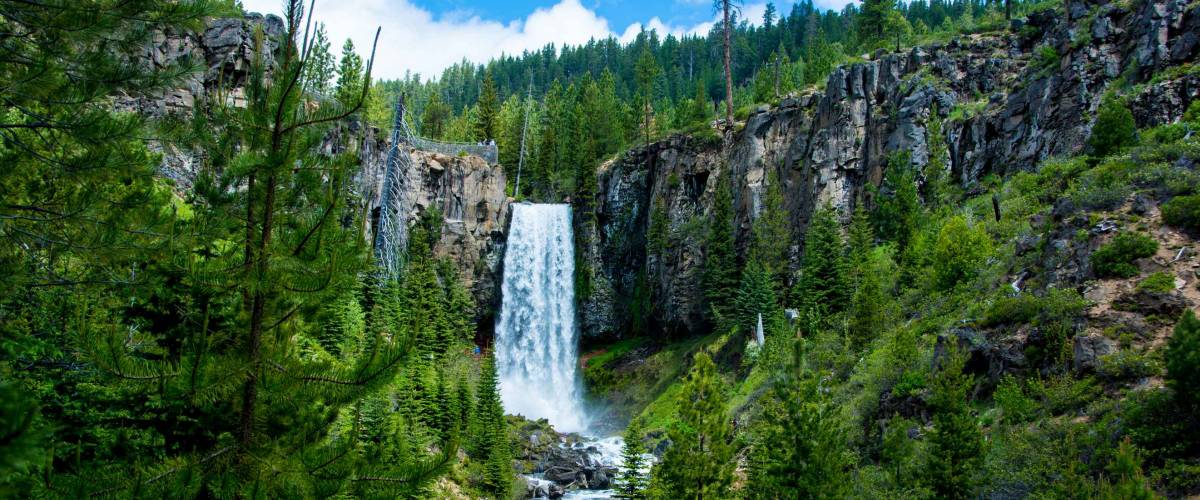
[0,0,216,297]
[1097,439,1157,500]
[614,419,649,499]
[648,352,733,499]
[691,81,710,125]
[748,340,849,498]
[791,206,850,317]
[750,169,792,293]
[847,204,875,279]
[335,38,364,107]
[431,368,453,443]
[475,69,499,141]
[1166,310,1200,409]
[473,356,511,497]
[857,0,895,49]
[873,151,921,249]
[302,22,335,93]
[703,179,740,324]
[848,253,891,348]
[455,372,473,436]
[924,108,953,209]
[421,92,449,139]
[715,0,740,125]
[635,44,662,148]
[736,259,779,334]
[440,259,477,342]
[925,345,984,499]
[535,80,565,198]
[29,3,449,495]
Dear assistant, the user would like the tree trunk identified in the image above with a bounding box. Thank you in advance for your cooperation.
[722,0,734,126]
[239,171,277,457]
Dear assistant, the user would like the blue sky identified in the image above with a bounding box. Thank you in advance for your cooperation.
[419,0,724,32]
[240,0,855,80]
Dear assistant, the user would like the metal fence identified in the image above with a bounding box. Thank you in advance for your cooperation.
[409,137,498,164]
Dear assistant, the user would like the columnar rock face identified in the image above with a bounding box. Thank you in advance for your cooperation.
[357,147,510,326]
[131,13,511,325]
[118,13,285,120]
[578,0,1200,340]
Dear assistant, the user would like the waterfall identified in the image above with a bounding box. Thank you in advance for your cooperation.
[494,203,588,433]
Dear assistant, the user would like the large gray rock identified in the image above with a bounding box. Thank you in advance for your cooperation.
[1073,333,1118,372]
[1114,289,1192,318]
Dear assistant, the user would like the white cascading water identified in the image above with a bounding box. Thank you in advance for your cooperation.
[495,203,588,433]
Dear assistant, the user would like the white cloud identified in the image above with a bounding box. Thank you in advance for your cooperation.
[237,0,847,81]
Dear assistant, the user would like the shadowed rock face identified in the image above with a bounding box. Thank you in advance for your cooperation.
[577,0,1200,340]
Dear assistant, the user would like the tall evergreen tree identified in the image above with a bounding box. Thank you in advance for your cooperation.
[703,179,740,324]
[615,419,649,499]
[735,259,779,334]
[335,38,364,107]
[649,352,733,499]
[715,0,740,125]
[791,206,851,317]
[873,151,921,249]
[635,43,663,148]
[472,356,511,497]
[1166,310,1200,409]
[302,22,335,93]
[750,169,792,293]
[1097,439,1157,500]
[926,345,984,499]
[748,340,849,498]
[475,69,500,141]
[857,0,896,49]
[421,92,449,139]
[19,2,449,495]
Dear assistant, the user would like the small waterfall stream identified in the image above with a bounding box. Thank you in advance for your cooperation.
[495,203,588,433]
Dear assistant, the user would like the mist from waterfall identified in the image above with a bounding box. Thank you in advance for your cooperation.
[494,203,588,433]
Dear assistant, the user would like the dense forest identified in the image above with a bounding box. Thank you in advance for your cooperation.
[2,0,1200,498]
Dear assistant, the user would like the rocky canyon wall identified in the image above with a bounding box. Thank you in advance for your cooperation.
[579,0,1200,340]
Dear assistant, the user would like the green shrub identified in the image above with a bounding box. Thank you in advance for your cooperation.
[1162,195,1200,232]
[1029,375,1101,415]
[891,370,927,398]
[994,375,1037,423]
[1153,460,1200,496]
[982,289,1087,329]
[1137,272,1176,293]
[1096,350,1161,382]
[932,216,993,290]
[1067,158,1136,209]
[1091,232,1158,278]
[1184,98,1200,123]
[1140,123,1190,145]
[1086,93,1138,159]
[1131,162,1200,196]
[1034,45,1059,72]
[982,294,1041,326]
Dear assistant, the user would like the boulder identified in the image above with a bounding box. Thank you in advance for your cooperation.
[1073,334,1118,372]
[934,327,1028,383]
[1114,290,1191,318]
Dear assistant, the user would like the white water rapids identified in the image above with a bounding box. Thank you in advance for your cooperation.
[495,203,588,433]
